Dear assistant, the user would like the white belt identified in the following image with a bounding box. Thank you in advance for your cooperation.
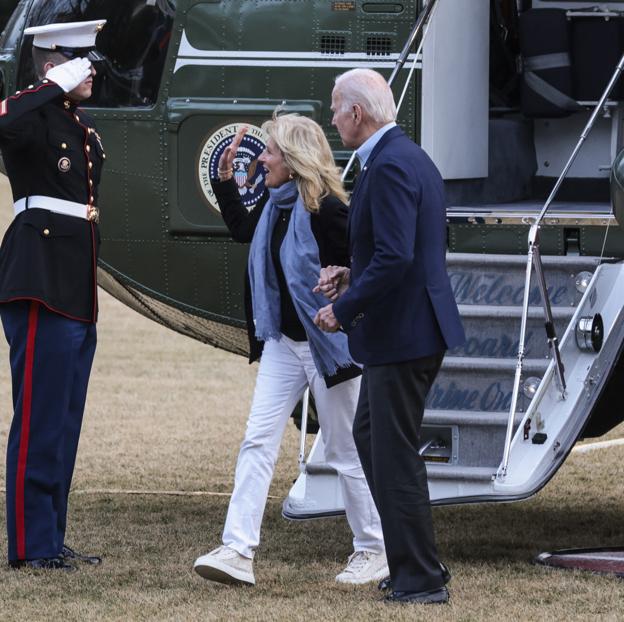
[14,196,99,222]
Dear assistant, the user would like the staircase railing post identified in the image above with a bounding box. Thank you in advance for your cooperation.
[497,224,537,479]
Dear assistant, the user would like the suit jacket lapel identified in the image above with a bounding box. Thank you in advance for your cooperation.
[346,126,405,246]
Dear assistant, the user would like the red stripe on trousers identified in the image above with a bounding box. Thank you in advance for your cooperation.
[15,301,39,559]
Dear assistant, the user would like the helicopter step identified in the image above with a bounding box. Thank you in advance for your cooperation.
[425,464,496,482]
[298,461,498,483]
[428,356,549,414]
[283,251,624,518]
[447,253,601,310]
[452,305,574,360]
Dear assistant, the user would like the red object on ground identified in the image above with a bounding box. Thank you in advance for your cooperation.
[536,548,624,577]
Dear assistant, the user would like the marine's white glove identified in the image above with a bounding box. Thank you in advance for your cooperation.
[46,57,92,93]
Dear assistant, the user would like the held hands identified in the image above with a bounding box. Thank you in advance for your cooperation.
[46,58,92,93]
[313,265,350,302]
[313,266,349,331]
[218,126,248,181]
[314,303,341,333]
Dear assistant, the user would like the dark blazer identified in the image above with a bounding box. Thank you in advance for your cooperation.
[333,126,465,365]
[0,80,105,323]
[212,178,360,386]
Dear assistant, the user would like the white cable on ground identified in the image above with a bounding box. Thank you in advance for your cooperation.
[2,437,621,497]
[0,488,279,498]
[572,438,624,454]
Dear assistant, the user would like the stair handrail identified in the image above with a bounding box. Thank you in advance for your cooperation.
[497,51,624,480]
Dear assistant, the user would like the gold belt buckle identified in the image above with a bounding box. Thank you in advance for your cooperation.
[87,206,99,223]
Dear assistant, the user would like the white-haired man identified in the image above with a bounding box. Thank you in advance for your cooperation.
[315,68,465,605]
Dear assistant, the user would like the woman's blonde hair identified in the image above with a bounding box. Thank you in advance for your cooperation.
[261,113,348,213]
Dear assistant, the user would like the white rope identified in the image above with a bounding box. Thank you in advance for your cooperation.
[572,437,624,454]
[396,10,436,113]
[599,212,612,262]
[0,488,280,499]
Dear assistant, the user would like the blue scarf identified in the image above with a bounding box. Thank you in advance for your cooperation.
[248,181,355,377]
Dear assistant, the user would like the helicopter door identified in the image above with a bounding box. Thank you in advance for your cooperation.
[165,99,321,235]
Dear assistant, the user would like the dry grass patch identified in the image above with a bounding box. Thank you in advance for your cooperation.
[1,177,624,620]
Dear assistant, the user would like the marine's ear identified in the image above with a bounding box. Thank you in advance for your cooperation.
[43,60,57,75]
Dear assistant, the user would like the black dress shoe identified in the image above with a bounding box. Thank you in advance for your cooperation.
[60,545,102,566]
[384,586,449,605]
[377,561,451,591]
[9,556,76,572]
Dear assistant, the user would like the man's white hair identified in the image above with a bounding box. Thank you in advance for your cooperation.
[334,69,397,124]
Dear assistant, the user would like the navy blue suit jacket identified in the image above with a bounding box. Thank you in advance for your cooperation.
[333,126,465,365]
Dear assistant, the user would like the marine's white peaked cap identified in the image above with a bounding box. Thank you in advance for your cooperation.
[24,20,106,50]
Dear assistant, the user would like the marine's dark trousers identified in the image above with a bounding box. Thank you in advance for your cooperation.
[353,352,445,593]
[1,300,96,562]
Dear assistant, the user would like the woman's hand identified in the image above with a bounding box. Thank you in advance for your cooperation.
[218,126,248,181]
[314,265,351,301]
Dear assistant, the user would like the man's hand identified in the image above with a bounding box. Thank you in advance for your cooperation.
[46,58,92,93]
[314,304,341,333]
[313,265,350,302]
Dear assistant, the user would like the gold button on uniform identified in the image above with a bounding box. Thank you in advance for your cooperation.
[74,114,79,121]
[88,162,93,169]
[61,143,67,150]
[43,228,50,236]
[86,146,91,152]
[64,101,71,110]
[89,179,93,186]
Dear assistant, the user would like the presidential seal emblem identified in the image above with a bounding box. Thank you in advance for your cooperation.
[197,123,266,213]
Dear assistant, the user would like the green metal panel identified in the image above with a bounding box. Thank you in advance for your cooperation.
[166,97,321,233]
[581,226,624,256]
[449,225,565,256]
[171,0,420,147]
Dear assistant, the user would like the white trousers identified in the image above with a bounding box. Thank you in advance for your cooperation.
[222,336,384,559]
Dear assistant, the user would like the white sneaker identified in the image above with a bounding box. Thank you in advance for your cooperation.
[335,550,389,585]
[194,545,255,586]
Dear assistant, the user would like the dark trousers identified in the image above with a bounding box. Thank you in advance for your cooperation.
[353,352,445,593]
[1,300,96,562]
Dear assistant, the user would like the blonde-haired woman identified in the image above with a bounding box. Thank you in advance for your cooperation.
[194,114,386,586]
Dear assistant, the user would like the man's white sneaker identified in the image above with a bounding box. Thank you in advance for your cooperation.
[193,545,255,586]
[335,550,389,585]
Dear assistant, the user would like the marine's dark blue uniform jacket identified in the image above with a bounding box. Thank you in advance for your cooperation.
[0,79,105,322]
[333,126,465,365]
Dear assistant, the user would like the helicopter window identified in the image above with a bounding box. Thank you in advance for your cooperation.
[17,0,176,108]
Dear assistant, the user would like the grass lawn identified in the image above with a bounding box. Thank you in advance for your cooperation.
[0,179,623,621]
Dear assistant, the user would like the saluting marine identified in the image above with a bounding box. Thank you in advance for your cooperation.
[0,20,107,571]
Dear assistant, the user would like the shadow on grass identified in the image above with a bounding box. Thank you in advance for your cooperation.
[25,488,620,570]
